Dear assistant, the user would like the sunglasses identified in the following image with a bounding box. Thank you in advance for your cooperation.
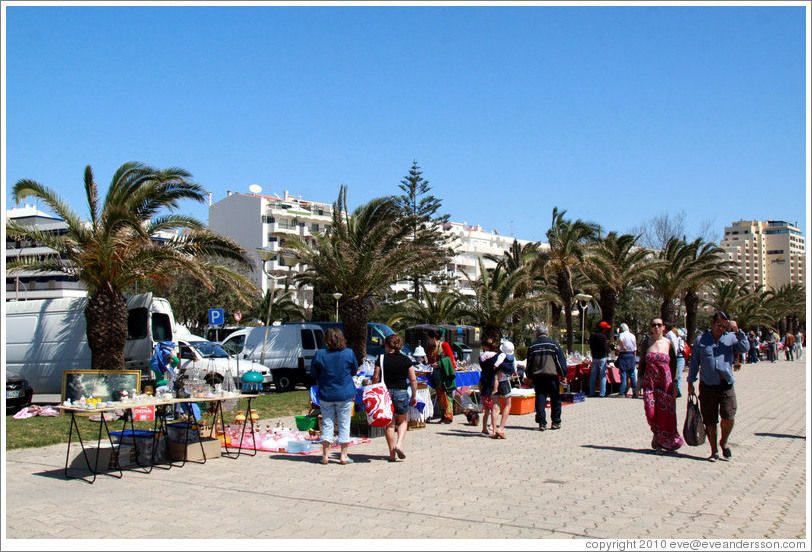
[650,323,663,328]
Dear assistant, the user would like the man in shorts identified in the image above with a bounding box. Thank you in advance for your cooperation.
[687,311,750,462]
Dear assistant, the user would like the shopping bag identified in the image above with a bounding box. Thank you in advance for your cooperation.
[683,395,706,446]
[362,383,394,427]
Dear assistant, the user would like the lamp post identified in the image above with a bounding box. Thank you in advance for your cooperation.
[574,293,593,357]
[256,247,298,365]
[332,292,343,323]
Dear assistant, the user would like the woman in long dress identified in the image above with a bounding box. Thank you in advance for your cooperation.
[636,317,684,454]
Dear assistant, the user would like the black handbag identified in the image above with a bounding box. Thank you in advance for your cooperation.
[683,395,706,446]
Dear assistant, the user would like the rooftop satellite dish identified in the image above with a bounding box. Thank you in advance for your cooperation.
[249,184,262,194]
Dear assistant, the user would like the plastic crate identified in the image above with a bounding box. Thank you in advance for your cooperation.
[350,421,386,439]
[561,392,585,403]
[165,422,201,444]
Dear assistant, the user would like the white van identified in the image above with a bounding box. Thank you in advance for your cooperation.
[219,324,324,392]
[176,339,272,389]
[5,293,176,400]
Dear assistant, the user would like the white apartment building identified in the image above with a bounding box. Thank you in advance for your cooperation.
[208,191,534,303]
[208,190,334,308]
[5,204,180,301]
[5,204,87,301]
[719,220,806,290]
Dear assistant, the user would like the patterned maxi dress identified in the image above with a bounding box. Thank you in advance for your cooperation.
[642,352,684,451]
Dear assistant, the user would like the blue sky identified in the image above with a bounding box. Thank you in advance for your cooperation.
[3,4,809,244]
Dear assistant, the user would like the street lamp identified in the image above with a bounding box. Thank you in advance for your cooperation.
[332,292,343,323]
[256,247,298,365]
[574,293,593,357]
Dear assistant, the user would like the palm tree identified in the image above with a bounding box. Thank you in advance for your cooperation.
[535,207,601,353]
[584,232,656,328]
[680,239,735,342]
[279,186,441,362]
[250,287,307,325]
[648,237,695,326]
[459,259,545,341]
[397,284,467,327]
[763,283,806,334]
[7,162,254,370]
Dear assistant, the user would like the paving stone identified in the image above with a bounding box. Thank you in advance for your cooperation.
[4,357,807,542]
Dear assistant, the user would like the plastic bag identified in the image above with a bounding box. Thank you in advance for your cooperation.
[683,395,706,446]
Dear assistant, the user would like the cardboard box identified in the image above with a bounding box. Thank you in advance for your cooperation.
[69,444,136,471]
[561,392,585,403]
[167,437,221,462]
[508,395,536,415]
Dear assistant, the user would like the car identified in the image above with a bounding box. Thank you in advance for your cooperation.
[176,339,273,390]
[6,376,34,414]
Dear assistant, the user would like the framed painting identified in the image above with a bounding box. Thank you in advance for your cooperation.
[61,370,142,413]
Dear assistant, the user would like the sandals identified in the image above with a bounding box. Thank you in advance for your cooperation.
[339,458,354,465]
[491,430,506,439]
[708,453,720,462]
[394,447,406,459]
[320,458,329,465]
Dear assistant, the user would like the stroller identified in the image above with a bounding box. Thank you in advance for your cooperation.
[453,388,483,426]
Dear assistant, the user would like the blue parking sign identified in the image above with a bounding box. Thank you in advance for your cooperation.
[208,308,225,325]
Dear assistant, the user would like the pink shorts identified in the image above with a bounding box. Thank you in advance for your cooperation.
[481,395,494,411]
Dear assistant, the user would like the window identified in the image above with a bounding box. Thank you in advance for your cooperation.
[262,215,275,224]
[127,308,149,340]
[311,223,319,232]
[222,334,246,355]
[767,249,785,255]
[301,330,316,350]
[180,345,196,360]
[152,313,173,341]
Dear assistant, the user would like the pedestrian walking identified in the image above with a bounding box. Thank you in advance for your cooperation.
[589,321,612,397]
[490,340,516,439]
[616,323,638,398]
[310,327,359,465]
[747,331,760,364]
[687,311,750,462]
[525,324,567,431]
[636,318,683,454]
[478,337,499,435]
[783,332,796,361]
[372,334,417,462]
[793,329,804,360]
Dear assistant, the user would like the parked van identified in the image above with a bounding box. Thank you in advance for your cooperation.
[177,339,272,389]
[219,324,324,392]
[296,322,402,359]
[5,293,176,400]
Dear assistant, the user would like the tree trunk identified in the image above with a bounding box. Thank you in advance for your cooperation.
[340,297,368,365]
[85,284,128,371]
[684,291,700,344]
[598,287,617,328]
[550,301,561,328]
[660,298,677,326]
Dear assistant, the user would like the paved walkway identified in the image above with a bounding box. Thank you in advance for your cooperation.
[3,356,808,542]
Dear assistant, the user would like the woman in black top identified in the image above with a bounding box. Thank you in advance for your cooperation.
[372,334,418,462]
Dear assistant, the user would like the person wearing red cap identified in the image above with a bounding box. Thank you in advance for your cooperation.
[588,321,612,397]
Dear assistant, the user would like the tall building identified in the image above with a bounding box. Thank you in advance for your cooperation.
[208,190,334,308]
[5,204,86,300]
[719,220,806,290]
[208,191,534,304]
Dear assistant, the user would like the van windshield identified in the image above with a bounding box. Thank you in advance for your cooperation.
[189,341,229,358]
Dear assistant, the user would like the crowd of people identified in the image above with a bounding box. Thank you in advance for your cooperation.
[308,317,805,464]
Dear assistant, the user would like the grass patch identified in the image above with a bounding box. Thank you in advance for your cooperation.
[5,390,312,450]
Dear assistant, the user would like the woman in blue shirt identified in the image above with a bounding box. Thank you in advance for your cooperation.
[310,328,358,465]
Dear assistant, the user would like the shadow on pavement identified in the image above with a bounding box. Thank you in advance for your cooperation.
[581,444,711,461]
[267,452,387,464]
[754,432,805,440]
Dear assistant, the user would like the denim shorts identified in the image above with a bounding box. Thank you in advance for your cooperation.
[389,388,409,416]
[495,380,512,397]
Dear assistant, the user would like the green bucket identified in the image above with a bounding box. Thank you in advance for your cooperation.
[295,415,318,431]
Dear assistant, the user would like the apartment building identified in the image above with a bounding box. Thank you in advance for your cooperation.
[5,204,180,301]
[208,190,333,308]
[208,191,534,303]
[5,204,86,300]
[719,220,806,290]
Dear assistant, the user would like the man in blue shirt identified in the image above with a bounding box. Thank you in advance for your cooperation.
[687,311,750,462]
